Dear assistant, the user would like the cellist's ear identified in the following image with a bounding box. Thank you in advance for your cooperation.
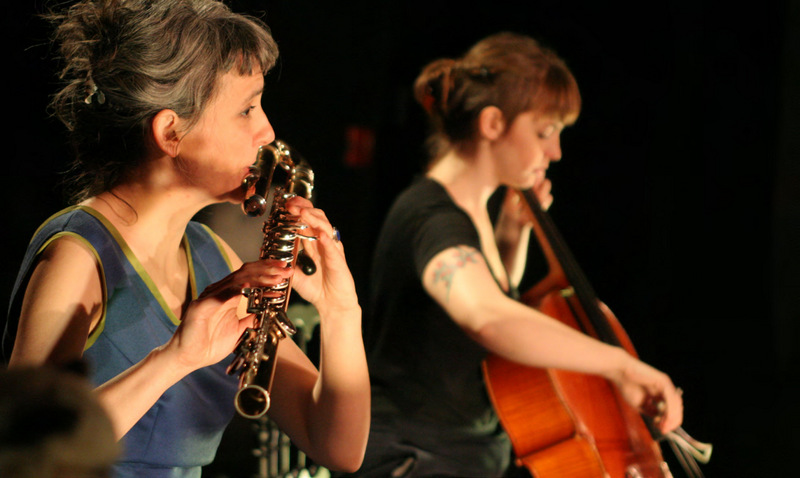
[478,106,506,141]
[150,109,182,158]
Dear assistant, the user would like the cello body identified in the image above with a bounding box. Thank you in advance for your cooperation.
[482,189,671,478]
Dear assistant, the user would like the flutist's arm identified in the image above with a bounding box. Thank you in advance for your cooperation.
[266,196,371,473]
[9,233,287,439]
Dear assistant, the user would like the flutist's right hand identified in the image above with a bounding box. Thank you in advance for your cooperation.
[284,196,361,320]
[166,259,293,372]
[264,196,369,470]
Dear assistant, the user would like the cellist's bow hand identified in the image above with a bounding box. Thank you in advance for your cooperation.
[641,393,669,427]
[650,381,684,434]
[611,355,684,434]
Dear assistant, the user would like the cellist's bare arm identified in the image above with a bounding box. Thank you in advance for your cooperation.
[421,245,683,432]
[422,245,624,372]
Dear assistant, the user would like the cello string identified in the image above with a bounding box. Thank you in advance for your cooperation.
[522,189,621,345]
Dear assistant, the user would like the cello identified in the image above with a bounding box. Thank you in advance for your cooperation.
[482,188,711,477]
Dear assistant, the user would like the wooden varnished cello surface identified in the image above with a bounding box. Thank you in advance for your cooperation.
[483,188,710,478]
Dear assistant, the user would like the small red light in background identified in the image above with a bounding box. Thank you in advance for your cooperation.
[343,125,375,168]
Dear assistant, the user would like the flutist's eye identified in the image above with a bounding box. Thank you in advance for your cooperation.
[242,105,256,117]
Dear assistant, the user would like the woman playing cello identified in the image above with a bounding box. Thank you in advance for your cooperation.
[352,32,683,477]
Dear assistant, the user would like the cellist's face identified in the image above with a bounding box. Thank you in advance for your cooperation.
[493,111,564,190]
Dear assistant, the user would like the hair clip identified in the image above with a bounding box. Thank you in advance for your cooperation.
[84,81,106,105]
[469,67,494,80]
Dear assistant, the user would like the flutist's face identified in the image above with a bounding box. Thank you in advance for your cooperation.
[175,71,276,202]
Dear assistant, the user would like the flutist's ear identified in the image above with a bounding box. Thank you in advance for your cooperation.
[150,109,182,158]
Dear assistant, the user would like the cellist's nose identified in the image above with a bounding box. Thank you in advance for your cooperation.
[547,135,562,163]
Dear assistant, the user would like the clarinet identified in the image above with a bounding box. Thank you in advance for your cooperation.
[226,140,315,419]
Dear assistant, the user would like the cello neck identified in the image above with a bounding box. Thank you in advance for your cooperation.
[519,188,622,347]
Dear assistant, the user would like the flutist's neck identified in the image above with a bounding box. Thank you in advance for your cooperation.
[81,181,202,321]
[84,188,192,255]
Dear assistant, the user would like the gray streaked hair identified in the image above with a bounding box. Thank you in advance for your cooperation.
[47,0,279,202]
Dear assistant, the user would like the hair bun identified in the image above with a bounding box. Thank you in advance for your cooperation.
[414,58,457,115]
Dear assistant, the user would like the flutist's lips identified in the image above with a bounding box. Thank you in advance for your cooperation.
[239,166,257,190]
[223,167,254,204]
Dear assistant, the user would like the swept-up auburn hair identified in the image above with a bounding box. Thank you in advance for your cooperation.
[413,32,581,163]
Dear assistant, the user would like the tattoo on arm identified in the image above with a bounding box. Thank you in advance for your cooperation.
[431,246,481,302]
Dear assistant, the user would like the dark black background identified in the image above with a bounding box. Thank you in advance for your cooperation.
[6,1,799,476]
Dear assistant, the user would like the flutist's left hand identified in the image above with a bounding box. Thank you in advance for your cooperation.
[285,197,360,318]
[167,258,292,372]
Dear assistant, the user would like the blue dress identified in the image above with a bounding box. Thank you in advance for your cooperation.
[4,206,238,478]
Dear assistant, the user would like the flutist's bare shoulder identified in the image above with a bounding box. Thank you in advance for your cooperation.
[9,235,103,367]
